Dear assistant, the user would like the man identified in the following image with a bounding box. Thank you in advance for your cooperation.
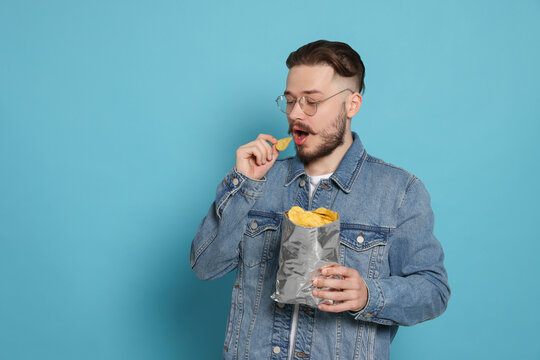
[191,40,450,360]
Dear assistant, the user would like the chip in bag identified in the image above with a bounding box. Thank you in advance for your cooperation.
[271,206,341,307]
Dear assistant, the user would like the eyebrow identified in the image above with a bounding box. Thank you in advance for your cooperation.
[283,89,324,96]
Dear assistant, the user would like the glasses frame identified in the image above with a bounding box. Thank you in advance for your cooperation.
[275,88,354,116]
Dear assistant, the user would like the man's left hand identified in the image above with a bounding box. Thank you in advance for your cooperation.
[312,264,368,313]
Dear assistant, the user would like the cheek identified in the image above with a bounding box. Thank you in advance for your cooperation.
[312,110,334,129]
[307,117,322,132]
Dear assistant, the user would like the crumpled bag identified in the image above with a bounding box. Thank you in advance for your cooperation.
[271,207,341,307]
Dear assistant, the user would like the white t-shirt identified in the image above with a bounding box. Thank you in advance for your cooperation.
[308,173,333,199]
[288,172,334,360]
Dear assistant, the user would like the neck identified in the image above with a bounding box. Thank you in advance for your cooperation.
[304,131,354,176]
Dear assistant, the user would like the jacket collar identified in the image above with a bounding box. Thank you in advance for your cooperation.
[285,132,367,193]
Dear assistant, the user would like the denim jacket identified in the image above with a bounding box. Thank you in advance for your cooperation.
[190,133,450,360]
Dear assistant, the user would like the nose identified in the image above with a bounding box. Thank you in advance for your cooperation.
[288,99,306,120]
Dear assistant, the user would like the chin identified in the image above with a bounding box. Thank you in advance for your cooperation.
[295,147,319,165]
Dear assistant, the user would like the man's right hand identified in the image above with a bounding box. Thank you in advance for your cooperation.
[235,134,279,180]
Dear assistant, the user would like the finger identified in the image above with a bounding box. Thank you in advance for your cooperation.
[321,265,356,278]
[268,145,279,164]
[253,140,271,164]
[312,288,350,301]
[257,138,274,162]
[268,143,277,161]
[245,145,265,166]
[315,263,341,273]
[256,133,277,145]
[312,277,356,291]
[318,301,356,313]
[320,263,340,269]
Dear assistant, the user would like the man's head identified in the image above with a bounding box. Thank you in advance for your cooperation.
[282,40,365,166]
[286,40,365,94]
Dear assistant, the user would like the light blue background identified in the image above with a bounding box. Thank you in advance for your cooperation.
[1,1,539,359]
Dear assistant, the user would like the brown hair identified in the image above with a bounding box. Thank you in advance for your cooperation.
[286,40,365,94]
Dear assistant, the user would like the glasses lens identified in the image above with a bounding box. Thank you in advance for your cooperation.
[276,95,289,114]
[277,95,298,114]
[300,96,317,116]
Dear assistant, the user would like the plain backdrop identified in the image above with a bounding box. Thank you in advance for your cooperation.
[1,1,539,359]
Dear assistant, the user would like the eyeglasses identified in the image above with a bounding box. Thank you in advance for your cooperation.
[275,88,353,116]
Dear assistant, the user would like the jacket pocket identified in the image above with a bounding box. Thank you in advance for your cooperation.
[339,224,390,279]
[240,211,281,268]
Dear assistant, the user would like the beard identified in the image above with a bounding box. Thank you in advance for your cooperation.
[289,103,348,165]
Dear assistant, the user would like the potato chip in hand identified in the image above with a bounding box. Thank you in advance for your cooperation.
[276,137,293,151]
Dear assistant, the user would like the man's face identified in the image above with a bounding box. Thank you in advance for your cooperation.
[285,64,351,165]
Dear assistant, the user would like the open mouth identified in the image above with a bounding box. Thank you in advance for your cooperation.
[293,129,309,145]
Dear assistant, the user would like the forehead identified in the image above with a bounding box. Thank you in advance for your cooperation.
[285,64,336,95]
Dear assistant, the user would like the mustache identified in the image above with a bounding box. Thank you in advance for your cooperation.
[287,121,318,135]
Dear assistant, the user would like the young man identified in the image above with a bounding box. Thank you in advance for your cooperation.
[191,40,450,360]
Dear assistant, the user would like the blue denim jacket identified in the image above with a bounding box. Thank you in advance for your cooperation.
[191,133,450,360]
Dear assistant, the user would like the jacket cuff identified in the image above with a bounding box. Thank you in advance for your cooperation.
[226,168,266,197]
[216,168,266,218]
[349,278,388,323]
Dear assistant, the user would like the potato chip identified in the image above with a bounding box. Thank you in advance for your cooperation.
[276,137,293,151]
[287,206,339,227]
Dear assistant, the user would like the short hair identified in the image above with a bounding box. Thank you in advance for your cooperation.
[286,40,365,94]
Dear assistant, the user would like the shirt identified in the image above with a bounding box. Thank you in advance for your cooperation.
[308,173,333,199]
[190,132,450,360]
[287,172,332,360]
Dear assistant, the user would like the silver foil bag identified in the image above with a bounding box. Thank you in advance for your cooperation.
[271,211,340,307]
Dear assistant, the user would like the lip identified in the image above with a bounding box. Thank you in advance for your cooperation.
[293,127,309,145]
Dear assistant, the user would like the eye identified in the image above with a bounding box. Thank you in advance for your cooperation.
[285,96,296,104]
[305,97,319,105]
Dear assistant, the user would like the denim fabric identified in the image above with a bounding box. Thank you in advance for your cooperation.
[190,132,450,360]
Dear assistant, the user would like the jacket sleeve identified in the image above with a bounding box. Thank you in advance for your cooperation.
[352,177,451,326]
[190,168,266,281]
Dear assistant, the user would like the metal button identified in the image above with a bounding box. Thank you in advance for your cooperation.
[232,177,239,186]
[356,235,364,243]
[250,220,258,230]
[273,346,281,354]
[299,179,306,187]
[277,303,285,309]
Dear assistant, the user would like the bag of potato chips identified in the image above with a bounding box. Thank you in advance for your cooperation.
[271,206,341,307]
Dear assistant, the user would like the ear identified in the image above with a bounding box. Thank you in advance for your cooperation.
[346,93,363,118]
